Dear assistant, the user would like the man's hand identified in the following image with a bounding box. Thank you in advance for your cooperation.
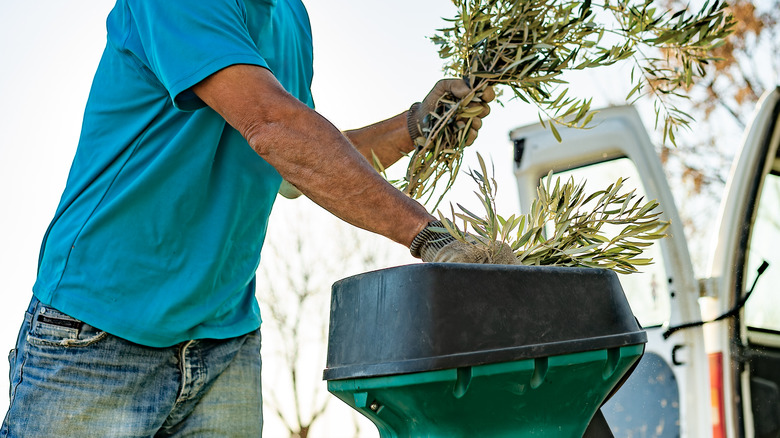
[424,239,517,264]
[408,79,496,146]
[410,221,517,265]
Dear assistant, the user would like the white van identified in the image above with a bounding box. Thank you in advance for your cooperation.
[510,87,780,438]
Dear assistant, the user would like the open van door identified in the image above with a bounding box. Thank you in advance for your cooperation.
[510,106,711,437]
[705,86,780,438]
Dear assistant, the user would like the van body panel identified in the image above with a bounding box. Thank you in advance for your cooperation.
[706,87,780,438]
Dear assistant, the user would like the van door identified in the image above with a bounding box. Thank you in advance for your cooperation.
[510,106,711,437]
[705,86,780,438]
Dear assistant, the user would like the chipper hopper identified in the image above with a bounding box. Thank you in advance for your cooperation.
[323,263,646,437]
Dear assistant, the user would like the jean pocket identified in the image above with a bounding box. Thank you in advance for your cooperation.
[27,306,107,348]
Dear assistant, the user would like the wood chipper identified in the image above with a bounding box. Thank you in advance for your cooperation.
[323,263,646,437]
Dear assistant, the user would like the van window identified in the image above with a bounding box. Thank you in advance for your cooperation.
[552,158,670,327]
[745,171,780,332]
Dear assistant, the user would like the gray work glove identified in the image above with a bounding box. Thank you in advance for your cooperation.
[407,78,496,146]
[278,179,303,199]
[410,221,518,265]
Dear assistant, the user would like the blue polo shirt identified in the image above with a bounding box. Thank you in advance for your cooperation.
[33,0,314,347]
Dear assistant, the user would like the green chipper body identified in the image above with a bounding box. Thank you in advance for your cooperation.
[323,264,646,437]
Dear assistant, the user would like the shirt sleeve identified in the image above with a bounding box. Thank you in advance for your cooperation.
[122,0,272,111]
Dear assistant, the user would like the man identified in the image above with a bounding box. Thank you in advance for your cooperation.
[1,0,494,436]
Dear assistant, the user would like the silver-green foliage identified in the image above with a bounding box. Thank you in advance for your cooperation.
[400,0,734,207]
[438,154,670,273]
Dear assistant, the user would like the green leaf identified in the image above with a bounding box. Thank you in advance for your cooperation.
[549,122,562,142]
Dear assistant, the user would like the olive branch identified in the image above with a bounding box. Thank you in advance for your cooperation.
[438,154,670,273]
[394,0,734,208]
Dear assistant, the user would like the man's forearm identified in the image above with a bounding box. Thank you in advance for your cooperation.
[193,64,434,247]
[344,112,415,170]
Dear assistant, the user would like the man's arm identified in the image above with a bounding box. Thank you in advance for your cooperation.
[192,64,434,247]
[343,114,414,170]
[343,79,494,170]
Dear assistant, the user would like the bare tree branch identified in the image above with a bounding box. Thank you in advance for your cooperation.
[258,200,402,437]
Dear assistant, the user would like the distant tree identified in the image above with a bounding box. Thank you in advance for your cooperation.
[681,0,779,127]
[651,0,779,265]
[257,233,331,438]
[257,200,406,438]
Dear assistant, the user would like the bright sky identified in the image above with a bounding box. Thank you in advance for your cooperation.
[0,1,633,434]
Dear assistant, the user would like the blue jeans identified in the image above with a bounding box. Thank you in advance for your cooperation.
[2,297,263,437]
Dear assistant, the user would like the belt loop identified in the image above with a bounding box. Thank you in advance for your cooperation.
[27,295,41,315]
